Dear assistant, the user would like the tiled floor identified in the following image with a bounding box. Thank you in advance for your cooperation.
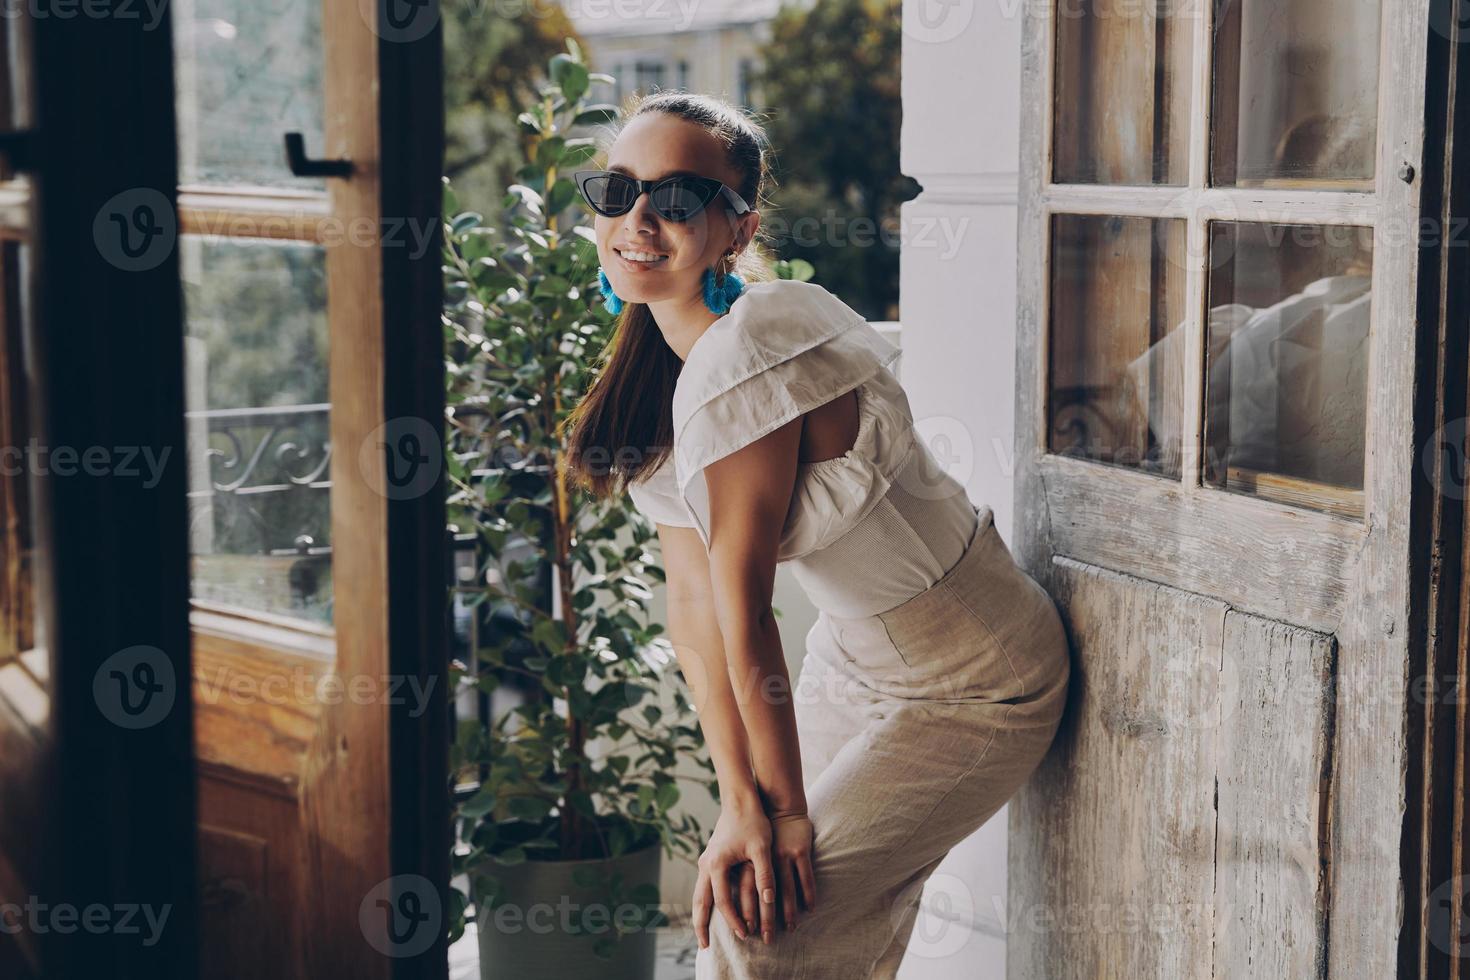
[449,919,697,980]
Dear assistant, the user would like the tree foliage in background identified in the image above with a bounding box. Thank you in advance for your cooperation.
[758,0,917,321]
[444,0,581,208]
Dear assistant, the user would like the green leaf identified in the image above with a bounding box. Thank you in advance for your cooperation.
[441,179,459,218]
[506,795,553,822]
[562,64,590,105]
[560,138,600,167]
[459,788,496,818]
[775,258,816,282]
[530,618,568,652]
[450,212,483,235]
[535,136,566,170]
[573,104,619,127]
[492,845,527,865]
[546,178,579,216]
[532,274,573,300]
[505,184,544,215]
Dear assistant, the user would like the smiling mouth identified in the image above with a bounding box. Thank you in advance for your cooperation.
[617,247,670,266]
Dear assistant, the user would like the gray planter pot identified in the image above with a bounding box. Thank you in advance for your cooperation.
[476,841,663,980]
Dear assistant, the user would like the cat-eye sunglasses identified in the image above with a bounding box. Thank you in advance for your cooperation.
[573,169,752,223]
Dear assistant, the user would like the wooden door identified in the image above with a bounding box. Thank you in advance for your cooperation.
[1008,0,1461,977]
[0,3,448,977]
[171,0,448,977]
[0,7,199,979]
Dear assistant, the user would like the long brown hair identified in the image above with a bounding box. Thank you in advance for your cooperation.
[559,91,779,500]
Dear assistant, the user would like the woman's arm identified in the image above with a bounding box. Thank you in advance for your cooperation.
[699,414,810,820]
[656,521,792,945]
[656,522,764,818]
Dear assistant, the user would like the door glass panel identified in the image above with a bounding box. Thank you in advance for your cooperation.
[1203,221,1373,518]
[180,236,333,622]
[172,0,325,188]
[1052,0,1192,185]
[1211,0,1381,188]
[1048,213,1188,477]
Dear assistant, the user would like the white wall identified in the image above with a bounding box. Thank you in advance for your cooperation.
[896,0,1022,976]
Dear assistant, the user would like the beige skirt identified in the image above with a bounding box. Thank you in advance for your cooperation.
[695,504,1071,980]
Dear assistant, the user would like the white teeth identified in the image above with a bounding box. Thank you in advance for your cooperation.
[619,249,667,263]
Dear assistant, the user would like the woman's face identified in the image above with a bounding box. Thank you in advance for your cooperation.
[595,112,758,308]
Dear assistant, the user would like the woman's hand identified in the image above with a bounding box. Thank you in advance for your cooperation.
[694,803,780,948]
[769,810,817,931]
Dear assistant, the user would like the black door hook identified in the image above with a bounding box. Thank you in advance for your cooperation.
[284,132,353,178]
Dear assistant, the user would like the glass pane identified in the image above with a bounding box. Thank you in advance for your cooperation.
[1,241,39,663]
[1048,213,1188,477]
[1203,221,1373,518]
[180,237,334,622]
[1211,0,1381,188]
[1053,0,1192,185]
[172,0,325,187]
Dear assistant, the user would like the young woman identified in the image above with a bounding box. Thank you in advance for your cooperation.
[562,91,1070,979]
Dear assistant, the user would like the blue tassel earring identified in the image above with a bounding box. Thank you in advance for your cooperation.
[597,267,624,315]
[701,253,746,315]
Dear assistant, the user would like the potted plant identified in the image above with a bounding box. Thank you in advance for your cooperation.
[441,40,716,980]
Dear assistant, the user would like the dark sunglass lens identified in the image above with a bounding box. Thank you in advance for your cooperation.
[586,175,636,214]
[650,179,715,221]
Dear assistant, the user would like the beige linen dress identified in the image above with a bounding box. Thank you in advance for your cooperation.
[627,279,1070,979]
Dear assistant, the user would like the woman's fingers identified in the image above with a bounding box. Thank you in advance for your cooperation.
[795,850,818,913]
[709,856,747,940]
[746,842,779,944]
[777,858,800,930]
[736,862,758,938]
[692,866,714,949]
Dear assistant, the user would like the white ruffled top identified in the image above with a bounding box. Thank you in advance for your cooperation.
[626,279,981,618]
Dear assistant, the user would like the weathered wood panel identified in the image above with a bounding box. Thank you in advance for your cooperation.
[1213,612,1336,979]
[1038,452,1364,634]
[1010,557,1226,979]
[1009,557,1338,979]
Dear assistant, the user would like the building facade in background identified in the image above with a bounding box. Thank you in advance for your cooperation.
[562,0,796,106]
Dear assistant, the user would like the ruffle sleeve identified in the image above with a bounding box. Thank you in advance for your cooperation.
[669,279,902,549]
[626,455,696,528]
